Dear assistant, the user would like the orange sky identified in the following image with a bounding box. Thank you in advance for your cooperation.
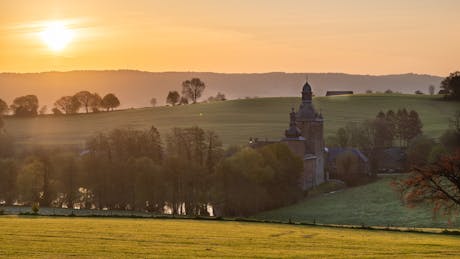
[1,0,459,76]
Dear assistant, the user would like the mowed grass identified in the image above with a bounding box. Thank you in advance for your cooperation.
[4,94,457,147]
[1,217,460,258]
[255,176,460,228]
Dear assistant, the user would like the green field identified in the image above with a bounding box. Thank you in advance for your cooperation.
[1,217,459,258]
[255,176,459,228]
[4,94,457,147]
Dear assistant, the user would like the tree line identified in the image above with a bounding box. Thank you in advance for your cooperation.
[0,125,303,217]
[0,92,121,117]
[53,91,120,115]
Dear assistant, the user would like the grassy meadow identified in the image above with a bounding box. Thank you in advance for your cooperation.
[4,94,457,147]
[256,176,459,228]
[1,216,459,258]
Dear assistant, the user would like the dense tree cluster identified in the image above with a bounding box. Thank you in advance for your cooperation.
[441,71,460,101]
[0,126,303,217]
[328,108,423,176]
[215,144,303,216]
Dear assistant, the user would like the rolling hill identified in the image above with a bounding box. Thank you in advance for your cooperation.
[3,94,457,147]
[0,70,443,108]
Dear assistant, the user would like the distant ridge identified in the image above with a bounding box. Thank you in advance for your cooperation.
[0,70,443,108]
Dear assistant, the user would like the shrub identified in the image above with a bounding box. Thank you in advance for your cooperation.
[31,203,40,214]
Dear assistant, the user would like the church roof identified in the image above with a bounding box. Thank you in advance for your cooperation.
[285,108,302,138]
[302,81,312,93]
[296,102,317,120]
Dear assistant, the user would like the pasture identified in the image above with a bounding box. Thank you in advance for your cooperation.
[1,217,459,258]
[4,94,457,147]
[256,176,459,228]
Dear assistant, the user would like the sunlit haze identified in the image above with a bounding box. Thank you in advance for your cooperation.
[40,21,75,51]
[1,0,459,75]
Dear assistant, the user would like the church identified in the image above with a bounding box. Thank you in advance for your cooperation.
[250,80,326,190]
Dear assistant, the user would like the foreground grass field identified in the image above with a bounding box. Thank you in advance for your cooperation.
[256,176,459,228]
[4,94,457,147]
[1,217,459,258]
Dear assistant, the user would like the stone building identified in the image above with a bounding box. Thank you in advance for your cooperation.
[251,79,326,190]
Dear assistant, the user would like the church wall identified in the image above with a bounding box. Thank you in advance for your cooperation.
[283,140,305,158]
[315,156,325,186]
[303,158,316,190]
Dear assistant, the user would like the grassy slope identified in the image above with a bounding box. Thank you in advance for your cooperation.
[1,217,459,258]
[255,176,459,228]
[4,94,457,147]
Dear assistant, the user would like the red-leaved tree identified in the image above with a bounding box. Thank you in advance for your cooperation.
[396,149,460,218]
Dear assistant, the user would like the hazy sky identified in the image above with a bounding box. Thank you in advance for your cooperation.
[1,0,459,75]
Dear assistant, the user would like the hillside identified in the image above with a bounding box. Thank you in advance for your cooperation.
[3,94,457,147]
[1,217,459,258]
[0,71,442,108]
[255,176,459,228]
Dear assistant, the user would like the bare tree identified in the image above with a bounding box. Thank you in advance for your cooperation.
[54,96,81,114]
[182,78,206,104]
[75,91,94,113]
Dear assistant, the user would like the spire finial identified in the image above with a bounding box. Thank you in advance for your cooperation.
[306,74,309,83]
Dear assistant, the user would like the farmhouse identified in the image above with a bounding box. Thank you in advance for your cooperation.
[326,91,354,96]
[251,80,326,190]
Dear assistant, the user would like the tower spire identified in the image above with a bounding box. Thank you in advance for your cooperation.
[285,107,301,138]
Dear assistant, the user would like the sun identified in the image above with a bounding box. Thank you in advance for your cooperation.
[40,21,75,51]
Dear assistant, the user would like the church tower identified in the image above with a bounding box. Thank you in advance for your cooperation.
[295,78,325,187]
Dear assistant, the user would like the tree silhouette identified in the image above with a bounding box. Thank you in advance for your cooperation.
[101,93,120,111]
[182,78,206,104]
[10,95,39,117]
[54,96,81,114]
[90,93,102,112]
[441,71,460,100]
[75,91,96,113]
[166,91,180,106]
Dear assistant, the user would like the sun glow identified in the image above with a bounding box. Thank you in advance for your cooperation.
[40,21,75,51]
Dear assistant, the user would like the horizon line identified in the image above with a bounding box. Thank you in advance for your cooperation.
[0,69,445,78]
